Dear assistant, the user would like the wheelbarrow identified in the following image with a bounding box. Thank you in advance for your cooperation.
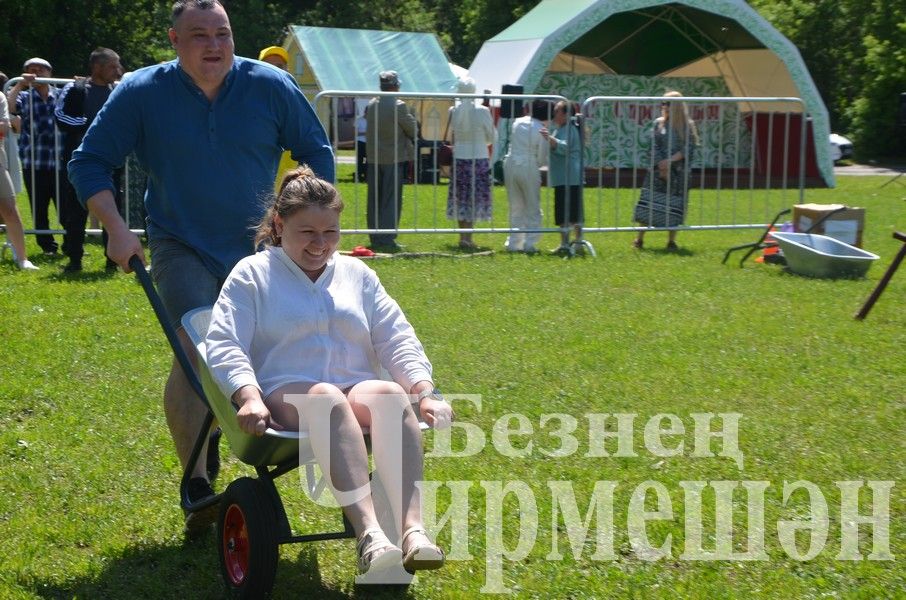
[722,205,853,268]
[129,256,425,596]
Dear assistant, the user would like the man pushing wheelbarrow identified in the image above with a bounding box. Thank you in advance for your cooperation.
[67,0,335,535]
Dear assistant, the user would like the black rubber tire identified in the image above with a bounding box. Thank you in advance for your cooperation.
[218,477,279,599]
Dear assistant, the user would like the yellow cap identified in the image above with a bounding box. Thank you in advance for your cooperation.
[258,46,289,63]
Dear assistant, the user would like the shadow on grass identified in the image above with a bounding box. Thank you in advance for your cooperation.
[28,534,413,599]
[635,245,696,257]
[45,269,118,283]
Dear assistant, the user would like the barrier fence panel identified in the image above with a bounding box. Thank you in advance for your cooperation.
[2,76,146,245]
[315,90,570,242]
[579,95,809,235]
[316,91,811,246]
[3,81,811,252]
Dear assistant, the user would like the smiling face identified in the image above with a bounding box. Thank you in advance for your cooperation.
[24,64,51,78]
[275,206,341,278]
[168,3,234,95]
[24,63,51,89]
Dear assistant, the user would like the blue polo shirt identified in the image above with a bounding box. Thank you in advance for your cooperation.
[68,57,335,278]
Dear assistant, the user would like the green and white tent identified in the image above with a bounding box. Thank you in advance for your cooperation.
[285,26,458,95]
[468,0,834,186]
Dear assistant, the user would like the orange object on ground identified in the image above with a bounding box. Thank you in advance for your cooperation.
[755,227,780,263]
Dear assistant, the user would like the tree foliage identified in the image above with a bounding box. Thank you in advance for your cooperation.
[750,0,906,157]
[0,0,902,158]
[0,0,172,78]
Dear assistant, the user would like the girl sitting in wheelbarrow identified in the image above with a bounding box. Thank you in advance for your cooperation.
[205,166,452,577]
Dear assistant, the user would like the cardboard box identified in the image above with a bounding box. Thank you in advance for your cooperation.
[792,203,865,247]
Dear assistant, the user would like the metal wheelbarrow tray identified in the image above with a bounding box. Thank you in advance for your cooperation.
[770,232,879,278]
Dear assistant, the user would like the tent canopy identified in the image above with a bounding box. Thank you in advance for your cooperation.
[468,0,833,185]
[287,26,457,93]
[283,26,458,141]
[566,5,761,76]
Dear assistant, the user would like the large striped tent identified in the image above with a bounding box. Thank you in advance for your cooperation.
[468,0,834,186]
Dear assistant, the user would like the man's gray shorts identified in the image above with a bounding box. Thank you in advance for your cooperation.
[149,237,224,330]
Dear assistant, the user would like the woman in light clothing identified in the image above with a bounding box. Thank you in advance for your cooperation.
[446,77,495,249]
[206,167,451,577]
[0,78,37,271]
[503,100,550,253]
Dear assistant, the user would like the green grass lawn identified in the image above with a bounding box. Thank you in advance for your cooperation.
[1,173,903,598]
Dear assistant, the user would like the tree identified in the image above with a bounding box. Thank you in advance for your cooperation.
[222,0,306,58]
[1,0,901,159]
[844,4,906,157]
[750,0,906,158]
[0,0,172,78]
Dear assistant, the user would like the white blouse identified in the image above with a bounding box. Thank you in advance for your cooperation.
[449,102,495,160]
[206,246,432,399]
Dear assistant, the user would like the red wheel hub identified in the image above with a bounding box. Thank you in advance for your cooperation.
[222,504,250,586]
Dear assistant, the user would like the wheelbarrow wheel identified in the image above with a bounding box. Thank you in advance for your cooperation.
[218,477,279,599]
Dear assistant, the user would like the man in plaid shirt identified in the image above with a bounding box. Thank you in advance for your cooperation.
[6,57,62,254]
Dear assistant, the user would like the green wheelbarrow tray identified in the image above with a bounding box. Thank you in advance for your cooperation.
[182,306,429,468]
[181,307,312,467]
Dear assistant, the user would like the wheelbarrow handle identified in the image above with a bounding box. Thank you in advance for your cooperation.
[129,255,209,404]
[129,255,221,518]
[722,207,791,266]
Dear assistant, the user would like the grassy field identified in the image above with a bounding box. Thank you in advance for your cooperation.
[0,172,903,598]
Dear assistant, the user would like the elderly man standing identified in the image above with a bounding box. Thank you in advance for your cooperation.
[55,47,123,273]
[6,57,62,255]
[68,0,334,534]
[365,70,416,252]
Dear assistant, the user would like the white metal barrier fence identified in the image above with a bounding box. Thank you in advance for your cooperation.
[315,91,814,246]
[579,95,810,234]
[314,90,569,242]
[3,80,814,253]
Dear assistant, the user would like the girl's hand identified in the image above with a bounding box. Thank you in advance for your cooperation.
[233,386,281,436]
[237,398,273,436]
[420,397,454,429]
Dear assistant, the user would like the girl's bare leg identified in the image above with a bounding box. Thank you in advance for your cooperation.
[267,382,380,538]
[347,380,424,535]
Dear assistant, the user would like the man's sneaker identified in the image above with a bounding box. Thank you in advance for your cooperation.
[183,477,218,536]
[206,428,222,482]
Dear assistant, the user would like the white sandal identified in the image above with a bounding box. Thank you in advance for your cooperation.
[356,527,402,575]
[401,526,445,571]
